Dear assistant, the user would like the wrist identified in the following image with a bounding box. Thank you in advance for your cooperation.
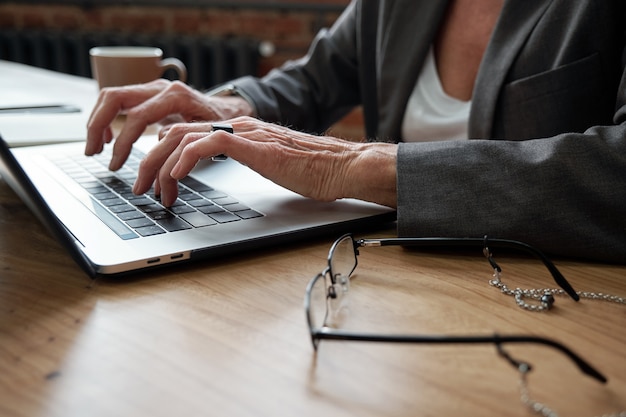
[205,83,257,117]
[346,143,398,208]
[220,96,256,118]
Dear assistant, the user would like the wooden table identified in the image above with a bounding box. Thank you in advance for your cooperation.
[1,174,625,417]
[1,61,625,417]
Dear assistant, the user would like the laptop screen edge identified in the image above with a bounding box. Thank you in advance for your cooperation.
[0,134,98,278]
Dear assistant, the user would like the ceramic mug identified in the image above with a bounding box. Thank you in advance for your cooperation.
[89,46,187,89]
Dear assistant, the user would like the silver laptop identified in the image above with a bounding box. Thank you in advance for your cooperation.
[0,133,396,277]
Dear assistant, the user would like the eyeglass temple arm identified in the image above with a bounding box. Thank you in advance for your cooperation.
[493,334,607,383]
[315,328,606,383]
[356,237,579,302]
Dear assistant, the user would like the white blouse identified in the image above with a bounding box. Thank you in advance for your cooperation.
[401,47,471,142]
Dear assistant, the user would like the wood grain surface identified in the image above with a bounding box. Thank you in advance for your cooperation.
[1,176,625,417]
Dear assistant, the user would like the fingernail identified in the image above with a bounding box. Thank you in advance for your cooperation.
[170,162,182,179]
[84,141,96,156]
[109,154,121,171]
[161,194,174,207]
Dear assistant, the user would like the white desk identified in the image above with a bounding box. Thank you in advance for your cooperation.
[0,60,98,146]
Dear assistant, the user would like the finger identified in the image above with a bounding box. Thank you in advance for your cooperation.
[103,128,114,144]
[85,125,114,155]
[85,89,124,155]
[133,123,214,195]
[159,115,186,130]
[154,175,161,198]
[158,131,211,206]
[86,80,169,157]
[169,129,257,180]
[109,99,176,170]
[109,82,210,171]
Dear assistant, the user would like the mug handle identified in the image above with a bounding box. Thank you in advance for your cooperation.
[160,58,187,83]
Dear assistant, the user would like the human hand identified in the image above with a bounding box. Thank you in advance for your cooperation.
[133,116,398,208]
[85,79,254,171]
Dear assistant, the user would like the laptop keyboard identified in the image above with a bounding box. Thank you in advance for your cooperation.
[50,148,263,240]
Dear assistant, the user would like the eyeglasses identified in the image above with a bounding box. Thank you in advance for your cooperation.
[304,233,606,384]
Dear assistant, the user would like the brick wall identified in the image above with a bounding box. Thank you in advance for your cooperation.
[0,1,365,139]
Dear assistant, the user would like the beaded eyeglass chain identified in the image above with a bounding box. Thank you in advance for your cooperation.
[483,244,625,417]
[488,265,626,312]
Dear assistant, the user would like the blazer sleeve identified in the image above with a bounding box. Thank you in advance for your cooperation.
[229,0,362,134]
[397,102,626,263]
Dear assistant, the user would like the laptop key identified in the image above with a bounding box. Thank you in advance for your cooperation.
[118,210,145,221]
[126,217,156,228]
[198,204,226,214]
[109,203,136,214]
[100,197,126,207]
[170,205,195,215]
[138,203,165,213]
[177,193,202,202]
[200,190,228,200]
[221,203,250,212]
[146,210,169,219]
[134,225,166,237]
[209,212,241,223]
[156,216,193,232]
[90,186,114,195]
[93,190,117,200]
[129,197,155,206]
[179,212,218,227]
[236,210,263,219]
[179,176,213,192]
[187,198,213,208]
[80,182,107,192]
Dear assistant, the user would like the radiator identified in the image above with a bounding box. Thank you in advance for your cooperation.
[0,29,267,90]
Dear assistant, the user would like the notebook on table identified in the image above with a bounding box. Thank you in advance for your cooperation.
[0,133,396,277]
[0,60,98,147]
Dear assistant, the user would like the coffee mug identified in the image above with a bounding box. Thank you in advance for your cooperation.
[89,46,187,89]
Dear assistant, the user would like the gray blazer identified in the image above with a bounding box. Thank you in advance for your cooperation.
[233,0,626,262]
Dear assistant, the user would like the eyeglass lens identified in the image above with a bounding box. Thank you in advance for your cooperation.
[329,235,357,284]
[309,235,357,330]
[308,273,330,332]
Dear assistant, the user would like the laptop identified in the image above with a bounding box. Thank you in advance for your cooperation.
[0,133,396,277]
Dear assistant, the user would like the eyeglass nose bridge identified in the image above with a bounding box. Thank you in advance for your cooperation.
[337,273,350,291]
[327,282,338,299]
[327,273,350,301]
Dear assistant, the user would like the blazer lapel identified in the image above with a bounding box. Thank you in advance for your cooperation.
[470,0,553,139]
[376,0,449,141]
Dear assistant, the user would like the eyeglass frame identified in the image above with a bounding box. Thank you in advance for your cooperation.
[304,233,605,384]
